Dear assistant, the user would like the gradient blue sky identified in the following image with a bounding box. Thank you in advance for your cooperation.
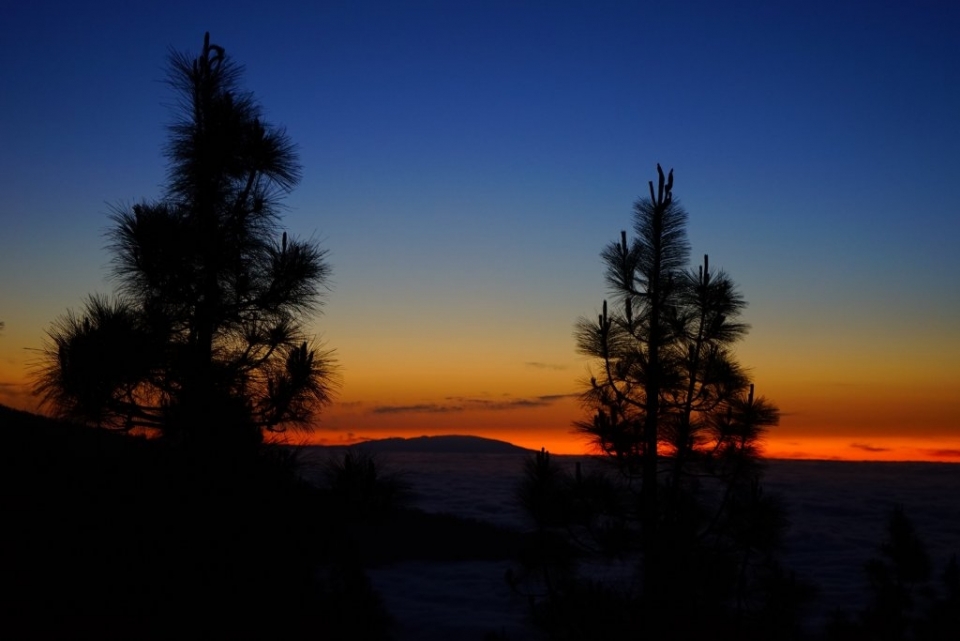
[2,1,958,459]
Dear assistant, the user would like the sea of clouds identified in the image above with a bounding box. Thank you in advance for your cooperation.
[302,451,960,640]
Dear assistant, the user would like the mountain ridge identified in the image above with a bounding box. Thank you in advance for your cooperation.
[332,434,535,454]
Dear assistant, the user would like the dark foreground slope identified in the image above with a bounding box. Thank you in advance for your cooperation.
[0,406,527,640]
[0,405,362,639]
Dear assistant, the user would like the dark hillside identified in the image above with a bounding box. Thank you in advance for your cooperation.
[0,406,530,639]
[0,405,351,638]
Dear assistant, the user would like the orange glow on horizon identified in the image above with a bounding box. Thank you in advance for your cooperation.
[760,434,960,463]
[5,370,958,464]
[304,388,960,462]
[292,429,960,463]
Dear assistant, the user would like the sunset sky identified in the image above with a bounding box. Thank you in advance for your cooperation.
[1,1,958,461]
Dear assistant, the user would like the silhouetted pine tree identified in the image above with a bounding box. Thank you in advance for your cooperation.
[33,33,335,457]
[827,505,959,641]
[544,165,800,638]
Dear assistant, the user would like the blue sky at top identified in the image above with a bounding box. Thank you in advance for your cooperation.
[1,1,958,453]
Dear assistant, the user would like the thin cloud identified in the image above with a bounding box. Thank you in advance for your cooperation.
[850,442,890,453]
[920,449,960,459]
[536,393,577,402]
[491,398,547,409]
[525,362,567,371]
[443,397,541,410]
[444,396,488,404]
[308,431,360,446]
[773,451,846,461]
[459,393,576,411]
[369,393,576,415]
[372,403,465,415]
[0,381,32,406]
[769,450,815,460]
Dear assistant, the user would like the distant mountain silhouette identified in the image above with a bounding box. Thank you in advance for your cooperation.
[0,405,532,455]
[348,435,533,454]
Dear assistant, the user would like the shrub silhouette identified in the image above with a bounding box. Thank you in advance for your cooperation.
[322,449,412,520]
[826,505,960,641]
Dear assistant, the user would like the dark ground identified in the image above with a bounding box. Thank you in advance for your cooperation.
[0,405,525,640]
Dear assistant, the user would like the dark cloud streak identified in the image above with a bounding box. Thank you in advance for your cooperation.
[525,362,567,371]
[921,449,960,459]
[850,442,890,453]
[370,392,577,415]
[372,403,465,415]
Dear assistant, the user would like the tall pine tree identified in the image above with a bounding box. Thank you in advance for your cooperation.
[573,165,785,635]
[34,33,336,455]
